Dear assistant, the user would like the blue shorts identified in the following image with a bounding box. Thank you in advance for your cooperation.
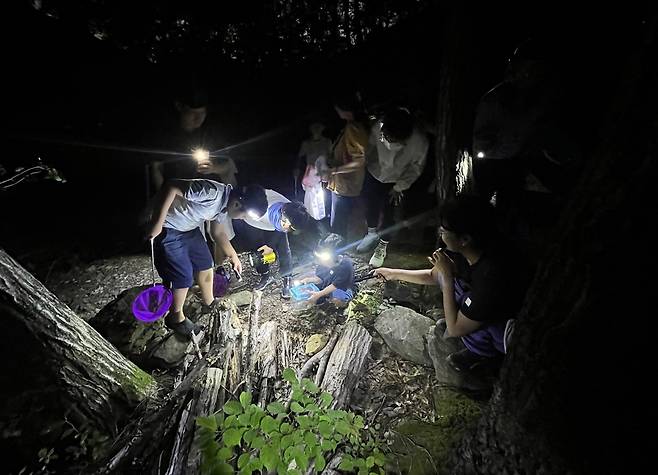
[154,227,214,289]
[330,288,354,303]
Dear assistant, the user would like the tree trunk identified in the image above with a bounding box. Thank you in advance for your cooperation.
[434,5,478,205]
[446,23,657,475]
[0,248,156,433]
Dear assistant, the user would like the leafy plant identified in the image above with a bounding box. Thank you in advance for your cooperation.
[196,368,387,474]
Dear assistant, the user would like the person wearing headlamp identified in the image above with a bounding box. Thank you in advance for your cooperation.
[145,179,267,339]
[219,189,312,299]
[296,233,355,306]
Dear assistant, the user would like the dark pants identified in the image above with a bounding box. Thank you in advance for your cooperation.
[154,227,214,289]
[330,192,357,239]
[363,171,395,230]
[232,220,292,276]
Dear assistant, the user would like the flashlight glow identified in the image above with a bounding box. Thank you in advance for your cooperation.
[193,148,210,162]
[477,151,485,159]
[314,250,332,262]
[293,280,301,286]
[247,210,262,219]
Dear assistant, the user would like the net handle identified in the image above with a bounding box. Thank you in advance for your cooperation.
[150,237,156,287]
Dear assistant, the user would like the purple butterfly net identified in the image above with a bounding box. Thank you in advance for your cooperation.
[132,284,173,323]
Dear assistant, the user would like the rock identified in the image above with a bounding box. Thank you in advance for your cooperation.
[383,280,441,310]
[374,306,434,366]
[305,333,329,355]
[227,290,253,307]
[89,286,189,369]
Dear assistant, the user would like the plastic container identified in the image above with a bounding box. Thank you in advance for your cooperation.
[289,283,320,301]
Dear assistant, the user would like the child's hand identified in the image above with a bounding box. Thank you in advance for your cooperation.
[146,222,163,240]
[230,254,243,275]
[373,268,396,281]
[307,292,321,304]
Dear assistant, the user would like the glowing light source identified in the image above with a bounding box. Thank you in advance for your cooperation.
[477,151,485,158]
[193,148,210,162]
[247,209,262,219]
[314,250,332,262]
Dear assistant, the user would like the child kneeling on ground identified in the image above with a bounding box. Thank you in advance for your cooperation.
[298,233,355,306]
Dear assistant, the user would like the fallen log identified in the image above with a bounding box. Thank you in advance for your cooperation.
[320,322,372,409]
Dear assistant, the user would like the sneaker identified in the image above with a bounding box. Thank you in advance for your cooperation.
[165,315,201,340]
[254,272,274,291]
[356,228,379,252]
[446,348,490,373]
[280,276,291,299]
[201,298,221,314]
[368,240,388,268]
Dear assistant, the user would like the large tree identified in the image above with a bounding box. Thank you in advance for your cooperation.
[447,16,657,475]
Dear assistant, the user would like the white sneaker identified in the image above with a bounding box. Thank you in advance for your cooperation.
[369,240,388,268]
[356,228,379,252]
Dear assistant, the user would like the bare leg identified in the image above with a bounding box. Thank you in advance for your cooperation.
[170,287,189,323]
[197,268,215,306]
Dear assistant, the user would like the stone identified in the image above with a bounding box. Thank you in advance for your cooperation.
[305,333,329,355]
[227,290,253,307]
[374,306,434,366]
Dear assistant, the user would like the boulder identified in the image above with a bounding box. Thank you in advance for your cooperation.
[374,306,434,366]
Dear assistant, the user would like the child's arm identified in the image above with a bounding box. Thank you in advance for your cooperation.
[210,221,242,274]
[308,284,337,304]
[373,268,438,286]
[146,181,184,239]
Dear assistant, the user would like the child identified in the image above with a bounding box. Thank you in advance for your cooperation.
[298,233,355,306]
[146,179,268,339]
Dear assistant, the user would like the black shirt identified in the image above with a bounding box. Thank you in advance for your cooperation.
[316,256,355,291]
[450,245,529,323]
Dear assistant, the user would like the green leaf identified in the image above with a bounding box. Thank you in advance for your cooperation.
[238,413,251,427]
[366,456,375,468]
[266,401,286,415]
[303,431,317,447]
[281,434,294,450]
[224,400,243,415]
[315,454,326,472]
[354,415,365,429]
[196,415,217,432]
[305,403,320,413]
[243,429,257,445]
[251,436,265,449]
[279,422,292,434]
[222,427,245,447]
[319,392,333,408]
[260,445,279,472]
[373,451,386,467]
[238,453,251,469]
[276,463,289,475]
[339,458,355,471]
[320,439,337,451]
[291,388,304,401]
[239,392,252,408]
[224,415,238,428]
[295,450,309,471]
[335,420,351,435]
[318,421,333,438]
[296,415,312,430]
[217,447,233,461]
[290,402,305,413]
[260,415,281,434]
[282,368,298,385]
[214,412,225,425]
[250,410,265,427]
[327,409,345,420]
[301,379,320,394]
[211,462,234,475]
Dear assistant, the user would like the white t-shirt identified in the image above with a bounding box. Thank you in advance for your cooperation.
[221,189,290,240]
[163,180,230,232]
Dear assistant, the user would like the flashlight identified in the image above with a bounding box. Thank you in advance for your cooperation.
[476,152,485,159]
[314,250,332,262]
[193,148,210,162]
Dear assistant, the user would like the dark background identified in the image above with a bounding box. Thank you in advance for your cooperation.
[1,1,648,271]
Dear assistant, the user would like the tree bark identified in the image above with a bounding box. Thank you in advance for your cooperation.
[0,248,157,434]
[446,22,657,475]
[320,322,372,409]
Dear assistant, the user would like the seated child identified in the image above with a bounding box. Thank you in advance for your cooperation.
[298,233,355,306]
